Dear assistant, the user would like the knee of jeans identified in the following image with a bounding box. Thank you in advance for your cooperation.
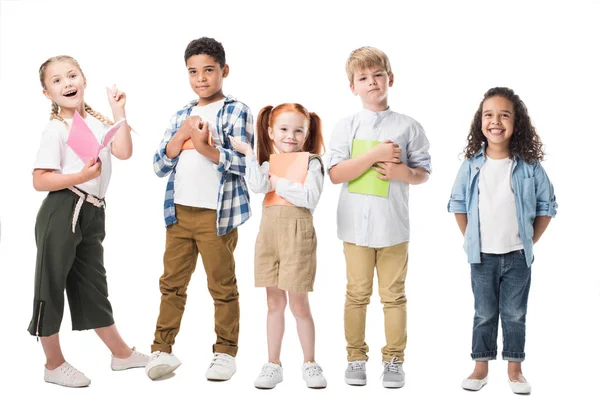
[500,307,527,324]
[474,306,498,325]
[346,289,372,305]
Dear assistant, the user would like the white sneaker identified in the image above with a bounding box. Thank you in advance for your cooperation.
[302,362,327,388]
[254,362,283,389]
[509,378,531,394]
[111,347,151,371]
[44,362,91,388]
[462,376,488,391]
[205,353,236,381]
[145,351,181,380]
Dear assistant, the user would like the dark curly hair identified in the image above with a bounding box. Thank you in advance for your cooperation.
[184,37,226,67]
[464,87,544,163]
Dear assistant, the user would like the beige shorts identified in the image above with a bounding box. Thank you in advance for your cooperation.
[254,205,317,292]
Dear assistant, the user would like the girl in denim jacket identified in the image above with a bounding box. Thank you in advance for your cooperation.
[448,87,557,395]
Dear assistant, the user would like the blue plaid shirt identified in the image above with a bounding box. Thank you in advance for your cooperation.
[153,96,254,236]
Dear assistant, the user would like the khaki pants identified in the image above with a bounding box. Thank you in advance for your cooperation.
[152,205,239,356]
[343,241,409,362]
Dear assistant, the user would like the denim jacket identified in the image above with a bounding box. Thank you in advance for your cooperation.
[447,146,557,267]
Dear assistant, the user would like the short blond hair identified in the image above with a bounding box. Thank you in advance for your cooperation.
[345,46,392,83]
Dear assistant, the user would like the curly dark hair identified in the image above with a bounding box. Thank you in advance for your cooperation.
[184,37,226,67]
[464,87,544,163]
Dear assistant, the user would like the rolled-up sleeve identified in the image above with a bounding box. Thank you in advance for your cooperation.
[153,112,180,177]
[533,162,558,217]
[215,107,254,175]
[447,160,469,214]
[327,118,351,171]
[406,121,432,174]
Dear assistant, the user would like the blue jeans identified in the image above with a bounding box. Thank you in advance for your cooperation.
[470,250,531,362]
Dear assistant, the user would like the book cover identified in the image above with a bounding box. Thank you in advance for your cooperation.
[264,152,310,206]
[347,139,390,197]
[66,111,126,163]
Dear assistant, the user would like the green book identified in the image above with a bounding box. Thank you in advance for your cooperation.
[347,139,390,197]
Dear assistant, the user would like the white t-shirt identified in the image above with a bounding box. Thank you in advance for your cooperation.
[478,157,523,254]
[174,99,224,209]
[33,117,113,198]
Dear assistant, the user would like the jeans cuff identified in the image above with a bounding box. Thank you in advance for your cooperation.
[151,343,172,353]
[471,351,497,361]
[502,351,525,362]
[213,344,238,357]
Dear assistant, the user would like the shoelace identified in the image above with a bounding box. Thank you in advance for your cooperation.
[383,357,400,374]
[348,361,365,371]
[259,365,279,378]
[60,363,81,379]
[305,365,323,377]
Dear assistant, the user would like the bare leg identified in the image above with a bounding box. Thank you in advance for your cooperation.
[266,287,287,364]
[288,292,315,363]
[508,361,526,382]
[41,333,66,370]
[95,324,132,358]
[468,361,489,380]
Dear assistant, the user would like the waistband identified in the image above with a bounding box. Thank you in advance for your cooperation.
[262,204,312,218]
[68,186,105,233]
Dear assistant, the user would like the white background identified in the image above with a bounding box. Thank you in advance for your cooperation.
[1,0,598,399]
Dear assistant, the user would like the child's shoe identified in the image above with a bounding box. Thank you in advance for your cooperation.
[344,360,367,386]
[111,347,151,371]
[145,351,181,380]
[254,362,283,389]
[44,362,91,387]
[509,378,531,394]
[205,353,236,381]
[302,362,327,388]
[381,357,404,388]
[461,376,488,391]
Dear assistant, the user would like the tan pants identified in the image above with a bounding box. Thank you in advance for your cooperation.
[343,241,409,362]
[152,205,239,356]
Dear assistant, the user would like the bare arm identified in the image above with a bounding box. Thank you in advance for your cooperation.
[33,159,101,192]
[455,213,468,236]
[532,216,551,244]
[106,86,132,160]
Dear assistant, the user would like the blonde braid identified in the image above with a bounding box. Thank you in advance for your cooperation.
[50,102,69,128]
[84,103,114,126]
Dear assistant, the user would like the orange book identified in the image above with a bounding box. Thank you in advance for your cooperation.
[181,133,213,150]
[264,152,310,206]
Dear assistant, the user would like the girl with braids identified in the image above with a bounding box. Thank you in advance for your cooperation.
[229,103,328,390]
[28,55,149,387]
[448,87,558,394]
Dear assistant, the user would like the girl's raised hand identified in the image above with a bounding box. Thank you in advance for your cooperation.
[228,135,253,156]
[107,84,126,114]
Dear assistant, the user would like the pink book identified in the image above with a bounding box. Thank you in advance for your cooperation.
[66,111,126,162]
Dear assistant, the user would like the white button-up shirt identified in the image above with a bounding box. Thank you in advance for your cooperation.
[327,108,431,248]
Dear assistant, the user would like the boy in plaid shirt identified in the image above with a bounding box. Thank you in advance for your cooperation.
[146,37,254,382]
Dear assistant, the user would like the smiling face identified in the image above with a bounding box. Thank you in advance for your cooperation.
[186,54,228,104]
[481,95,515,155]
[42,61,86,112]
[268,111,309,153]
[350,66,394,110]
